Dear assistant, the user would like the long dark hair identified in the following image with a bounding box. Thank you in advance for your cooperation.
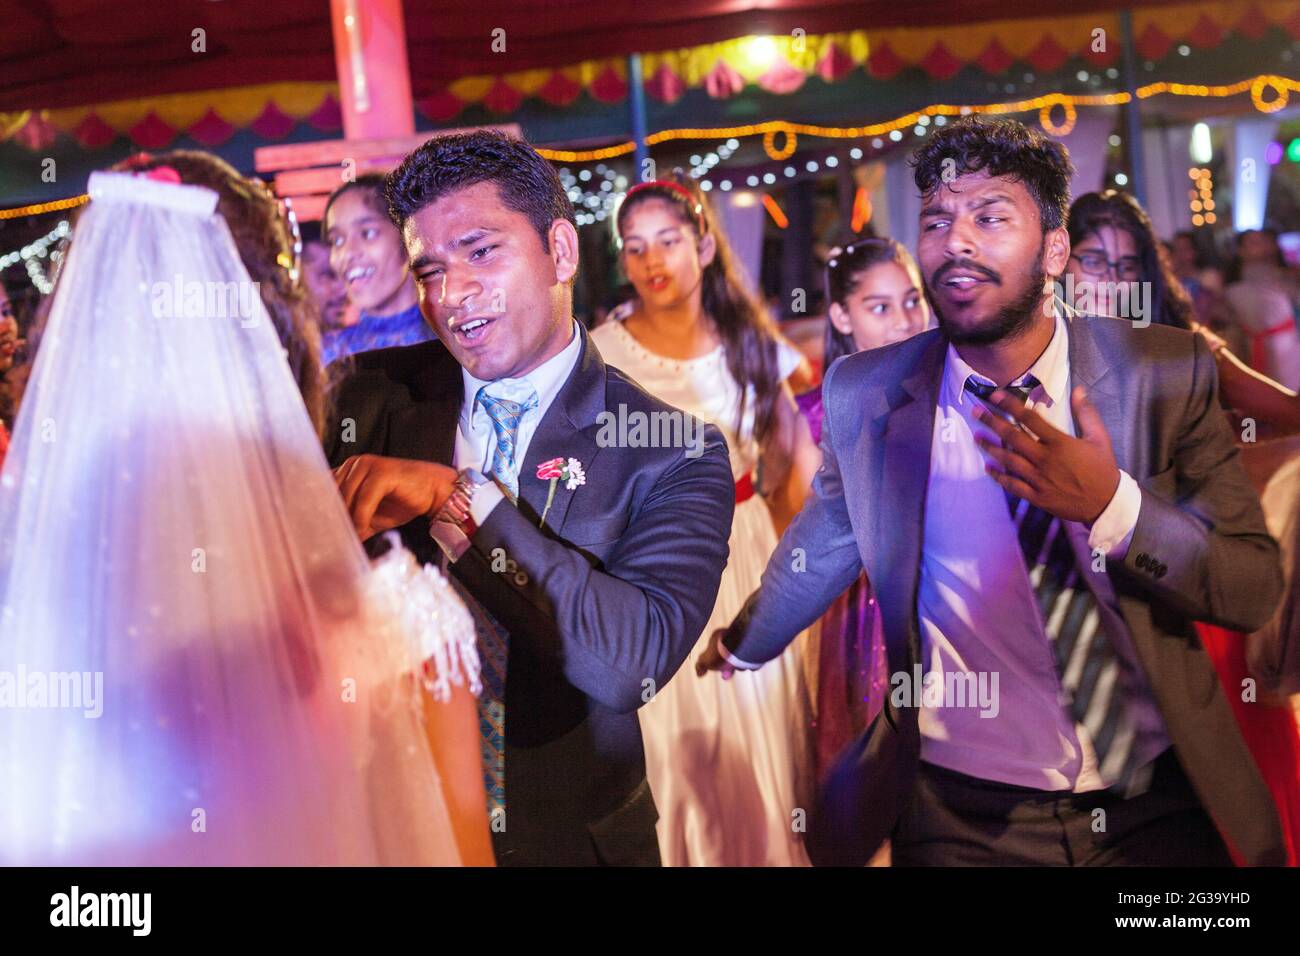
[1226,228,1285,284]
[616,174,783,443]
[324,172,390,231]
[823,237,924,369]
[114,150,329,437]
[1067,190,1194,330]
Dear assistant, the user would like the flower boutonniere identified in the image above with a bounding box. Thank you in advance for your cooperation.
[535,456,586,527]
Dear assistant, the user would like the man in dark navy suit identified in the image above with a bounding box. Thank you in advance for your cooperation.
[328,131,733,866]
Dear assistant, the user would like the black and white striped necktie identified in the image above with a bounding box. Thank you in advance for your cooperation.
[964,374,1148,794]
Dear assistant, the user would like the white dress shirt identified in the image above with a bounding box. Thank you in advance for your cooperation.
[454,320,583,526]
[916,312,1169,791]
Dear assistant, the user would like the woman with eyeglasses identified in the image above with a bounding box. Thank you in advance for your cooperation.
[1065,189,1300,865]
[1065,191,1300,439]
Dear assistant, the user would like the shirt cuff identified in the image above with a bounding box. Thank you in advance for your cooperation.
[468,480,506,528]
[1087,469,1141,559]
[716,631,763,671]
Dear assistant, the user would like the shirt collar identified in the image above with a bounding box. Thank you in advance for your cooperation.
[946,309,1070,408]
[461,319,582,427]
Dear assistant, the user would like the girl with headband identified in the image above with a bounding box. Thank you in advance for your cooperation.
[592,174,818,866]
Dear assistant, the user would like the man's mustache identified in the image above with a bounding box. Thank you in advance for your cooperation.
[930,259,1002,287]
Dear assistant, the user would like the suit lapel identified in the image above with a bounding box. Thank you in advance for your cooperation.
[873,334,945,676]
[516,324,605,535]
[1064,310,1128,469]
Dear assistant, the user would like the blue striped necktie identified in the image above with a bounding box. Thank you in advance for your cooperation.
[475,385,538,502]
[467,383,537,820]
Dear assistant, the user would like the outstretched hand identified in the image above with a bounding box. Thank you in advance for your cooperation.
[695,628,737,680]
[972,385,1120,524]
[333,454,460,540]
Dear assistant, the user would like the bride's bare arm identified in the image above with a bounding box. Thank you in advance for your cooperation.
[421,683,495,866]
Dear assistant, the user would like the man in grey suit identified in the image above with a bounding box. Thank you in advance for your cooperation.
[700,116,1286,866]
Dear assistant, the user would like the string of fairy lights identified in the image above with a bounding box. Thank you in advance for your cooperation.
[0,219,70,294]
[0,71,1295,262]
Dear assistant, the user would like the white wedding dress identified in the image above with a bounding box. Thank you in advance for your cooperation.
[591,318,813,866]
[0,172,478,866]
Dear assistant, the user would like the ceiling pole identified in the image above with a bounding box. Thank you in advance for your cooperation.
[330,0,415,141]
[1118,8,1148,206]
[628,54,650,180]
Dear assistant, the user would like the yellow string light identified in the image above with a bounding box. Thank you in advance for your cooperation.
[535,73,1293,163]
[7,74,1298,216]
[763,129,797,160]
[0,193,88,221]
[1038,95,1078,137]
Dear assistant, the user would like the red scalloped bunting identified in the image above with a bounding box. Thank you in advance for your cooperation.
[866,41,905,78]
[307,94,342,131]
[1186,13,1225,49]
[187,108,235,146]
[73,113,115,149]
[589,64,628,103]
[816,42,855,83]
[1136,23,1174,60]
[483,77,524,113]
[1285,5,1300,39]
[538,70,583,106]
[645,61,686,103]
[975,38,1015,75]
[758,57,806,95]
[15,113,56,151]
[1235,3,1271,41]
[1080,30,1119,68]
[1025,35,1069,72]
[249,102,295,139]
[919,42,963,81]
[418,89,465,122]
[703,58,745,98]
[13,6,1287,151]
[127,112,176,150]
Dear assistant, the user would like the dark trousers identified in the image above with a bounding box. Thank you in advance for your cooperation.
[891,749,1234,866]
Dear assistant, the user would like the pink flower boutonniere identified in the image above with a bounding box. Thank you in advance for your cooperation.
[535,456,586,527]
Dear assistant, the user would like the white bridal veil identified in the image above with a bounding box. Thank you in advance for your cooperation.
[0,172,477,865]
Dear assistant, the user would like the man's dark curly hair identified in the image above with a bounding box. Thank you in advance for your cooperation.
[384,130,574,250]
[911,116,1075,232]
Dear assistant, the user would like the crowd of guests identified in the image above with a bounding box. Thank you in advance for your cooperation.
[1,123,1299,865]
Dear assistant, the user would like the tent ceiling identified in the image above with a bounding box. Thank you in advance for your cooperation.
[1,0,1209,111]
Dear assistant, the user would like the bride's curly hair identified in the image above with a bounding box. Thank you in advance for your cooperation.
[111,151,329,438]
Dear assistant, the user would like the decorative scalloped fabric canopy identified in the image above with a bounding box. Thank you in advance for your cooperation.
[1,0,1295,150]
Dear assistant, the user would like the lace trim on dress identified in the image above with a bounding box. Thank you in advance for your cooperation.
[608,317,724,370]
[365,534,483,702]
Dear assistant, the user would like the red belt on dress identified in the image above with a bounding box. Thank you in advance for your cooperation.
[1247,319,1296,371]
[735,473,755,503]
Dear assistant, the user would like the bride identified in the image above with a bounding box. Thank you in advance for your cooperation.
[0,163,489,865]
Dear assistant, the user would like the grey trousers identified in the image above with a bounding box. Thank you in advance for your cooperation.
[891,749,1234,866]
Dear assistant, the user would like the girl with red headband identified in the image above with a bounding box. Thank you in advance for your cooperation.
[592,175,818,866]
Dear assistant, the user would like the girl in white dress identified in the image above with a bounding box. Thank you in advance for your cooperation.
[592,177,818,866]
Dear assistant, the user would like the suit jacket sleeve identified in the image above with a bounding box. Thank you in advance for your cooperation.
[727,357,865,664]
[323,365,409,468]
[1121,333,1283,631]
[464,427,735,713]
